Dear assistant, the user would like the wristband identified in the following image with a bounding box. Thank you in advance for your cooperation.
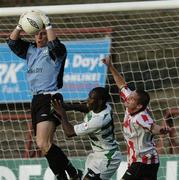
[16,25,22,31]
[46,25,52,30]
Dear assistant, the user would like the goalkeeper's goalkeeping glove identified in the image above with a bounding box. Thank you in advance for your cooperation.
[37,10,52,30]
[16,12,27,31]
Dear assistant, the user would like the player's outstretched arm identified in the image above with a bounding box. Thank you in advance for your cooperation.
[151,123,171,135]
[51,99,76,137]
[51,94,89,113]
[102,56,126,89]
[63,102,89,113]
[164,108,179,121]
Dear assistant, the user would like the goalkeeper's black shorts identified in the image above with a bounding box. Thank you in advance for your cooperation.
[31,93,61,135]
[122,162,159,180]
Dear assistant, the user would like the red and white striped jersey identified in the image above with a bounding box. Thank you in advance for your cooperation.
[120,86,159,165]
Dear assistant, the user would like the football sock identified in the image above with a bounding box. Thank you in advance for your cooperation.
[45,144,78,178]
[65,161,79,177]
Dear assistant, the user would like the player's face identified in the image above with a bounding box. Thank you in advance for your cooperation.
[125,91,142,113]
[35,29,48,48]
[87,91,99,112]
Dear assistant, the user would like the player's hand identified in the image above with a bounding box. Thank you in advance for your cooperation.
[51,97,65,118]
[160,126,171,134]
[51,93,64,103]
[101,56,112,66]
[36,10,51,29]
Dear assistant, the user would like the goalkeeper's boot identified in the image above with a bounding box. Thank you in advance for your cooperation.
[69,169,83,180]
[55,171,68,180]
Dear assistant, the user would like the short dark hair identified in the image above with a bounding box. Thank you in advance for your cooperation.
[136,89,150,110]
[91,87,110,103]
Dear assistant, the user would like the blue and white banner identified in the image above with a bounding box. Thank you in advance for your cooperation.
[0,38,111,103]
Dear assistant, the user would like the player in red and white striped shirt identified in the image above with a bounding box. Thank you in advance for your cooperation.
[102,56,170,180]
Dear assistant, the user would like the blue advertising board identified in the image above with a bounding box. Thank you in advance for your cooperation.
[0,38,111,103]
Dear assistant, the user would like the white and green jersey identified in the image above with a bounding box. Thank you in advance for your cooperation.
[74,104,119,152]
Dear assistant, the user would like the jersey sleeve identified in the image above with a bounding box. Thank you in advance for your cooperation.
[47,38,67,61]
[74,116,103,136]
[120,86,132,102]
[7,38,30,59]
[48,38,67,89]
[136,112,154,131]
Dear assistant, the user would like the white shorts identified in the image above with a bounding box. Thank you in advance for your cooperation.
[83,150,121,180]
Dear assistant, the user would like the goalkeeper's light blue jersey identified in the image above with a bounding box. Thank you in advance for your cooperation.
[7,38,66,94]
[26,46,62,94]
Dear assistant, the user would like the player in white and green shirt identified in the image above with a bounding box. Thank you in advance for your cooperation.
[52,87,122,180]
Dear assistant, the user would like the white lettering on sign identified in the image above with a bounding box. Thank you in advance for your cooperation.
[0,63,25,84]
[166,161,177,180]
[64,73,101,82]
[43,167,55,180]
[19,165,41,180]
[65,58,69,68]
[0,166,16,180]
[0,160,178,179]
[72,54,105,71]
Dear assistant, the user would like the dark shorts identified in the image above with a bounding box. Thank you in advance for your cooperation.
[122,162,159,180]
[31,93,61,134]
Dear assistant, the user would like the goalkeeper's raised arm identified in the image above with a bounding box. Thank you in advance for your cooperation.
[9,10,56,42]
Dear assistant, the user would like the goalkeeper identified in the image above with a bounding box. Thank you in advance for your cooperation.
[102,56,170,180]
[7,10,81,180]
[52,87,122,180]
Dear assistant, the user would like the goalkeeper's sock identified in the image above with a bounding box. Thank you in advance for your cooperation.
[45,144,78,178]
[45,144,68,177]
[65,161,79,178]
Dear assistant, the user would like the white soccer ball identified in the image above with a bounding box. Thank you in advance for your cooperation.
[21,11,43,35]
